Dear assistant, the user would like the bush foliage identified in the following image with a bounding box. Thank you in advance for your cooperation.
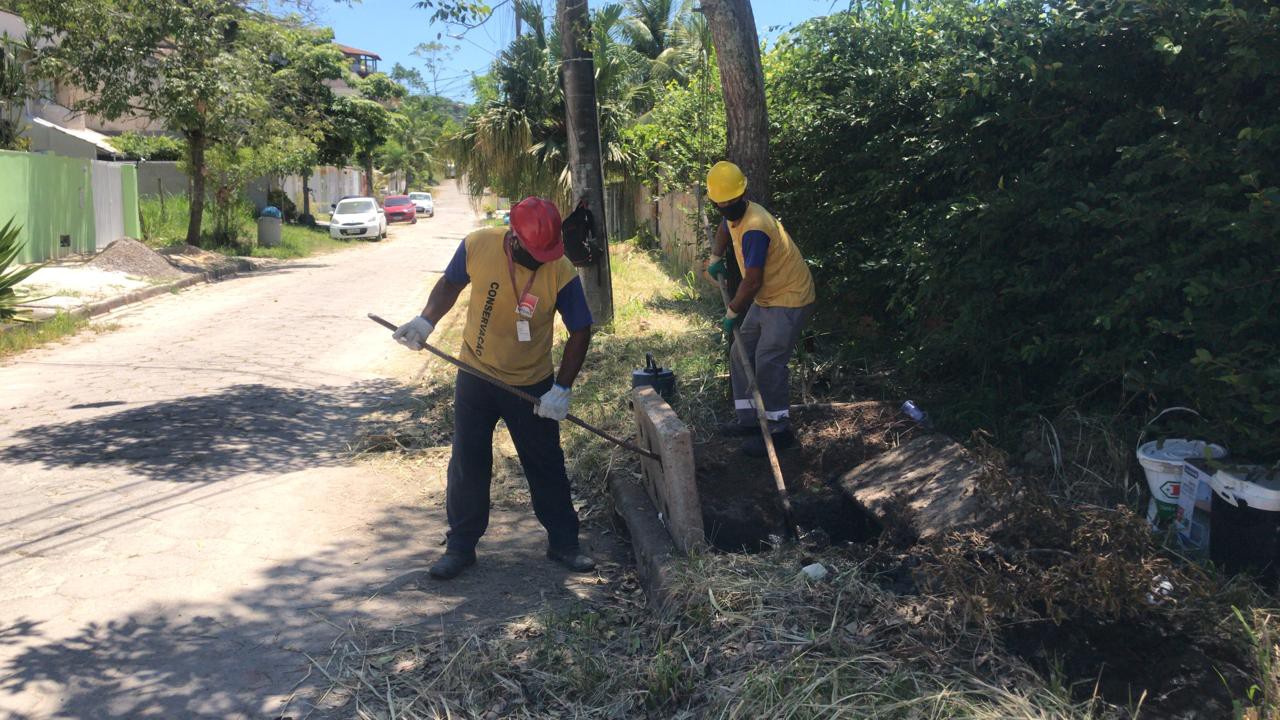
[109,131,186,161]
[767,0,1280,458]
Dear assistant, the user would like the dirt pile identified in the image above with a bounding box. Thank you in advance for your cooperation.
[158,244,234,274]
[88,238,185,280]
[695,401,919,550]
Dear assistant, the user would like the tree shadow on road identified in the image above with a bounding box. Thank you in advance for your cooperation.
[0,380,414,484]
[0,502,626,719]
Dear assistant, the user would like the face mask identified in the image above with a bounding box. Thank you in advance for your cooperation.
[717,197,749,222]
[510,239,543,270]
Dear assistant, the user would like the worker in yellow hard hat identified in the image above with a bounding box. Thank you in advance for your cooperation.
[704,161,815,457]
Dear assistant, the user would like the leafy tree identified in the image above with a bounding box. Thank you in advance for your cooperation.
[23,0,272,245]
[0,34,36,151]
[412,41,460,96]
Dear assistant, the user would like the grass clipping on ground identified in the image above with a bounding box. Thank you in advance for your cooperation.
[341,241,1277,718]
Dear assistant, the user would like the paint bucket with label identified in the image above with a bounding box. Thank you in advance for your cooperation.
[1137,439,1227,525]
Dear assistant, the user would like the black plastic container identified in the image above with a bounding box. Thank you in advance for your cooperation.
[1209,467,1280,579]
[632,353,676,402]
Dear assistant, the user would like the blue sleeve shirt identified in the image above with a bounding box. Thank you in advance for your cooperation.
[741,230,771,269]
[555,275,593,331]
[444,241,470,285]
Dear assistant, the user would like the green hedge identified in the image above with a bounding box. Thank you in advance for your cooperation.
[769,0,1280,458]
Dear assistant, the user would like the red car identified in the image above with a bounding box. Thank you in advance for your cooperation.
[382,195,418,224]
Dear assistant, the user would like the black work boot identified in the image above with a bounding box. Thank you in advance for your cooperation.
[428,550,476,580]
[742,428,796,458]
[547,547,596,573]
[718,420,756,437]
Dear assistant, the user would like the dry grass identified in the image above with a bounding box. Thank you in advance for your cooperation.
[318,547,1114,719]
[340,240,1276,719]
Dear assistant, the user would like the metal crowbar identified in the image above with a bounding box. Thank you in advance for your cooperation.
[368,313,660,462]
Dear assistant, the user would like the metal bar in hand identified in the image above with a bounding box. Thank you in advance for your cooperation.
[716,281,800,539]
[368,313,661,463]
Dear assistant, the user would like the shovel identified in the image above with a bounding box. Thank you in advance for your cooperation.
[368,313,659,462]
[716,281,802,541]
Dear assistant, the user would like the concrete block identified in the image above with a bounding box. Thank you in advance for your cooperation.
[835,433,990,540]
[632,386,705,553]
[608,471,677,607]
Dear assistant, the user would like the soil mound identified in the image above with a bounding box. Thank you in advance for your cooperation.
[88,238,185,280]
[158,244,232,273]
[696,401,920,550]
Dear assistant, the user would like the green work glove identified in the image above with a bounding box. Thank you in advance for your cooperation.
[720,310,741,341]
[707,255,727,281]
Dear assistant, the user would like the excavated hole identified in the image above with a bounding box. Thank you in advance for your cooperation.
[695,402,920,552]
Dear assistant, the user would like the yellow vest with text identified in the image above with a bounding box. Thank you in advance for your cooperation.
[459,228,581,386]
[728,202,815,308]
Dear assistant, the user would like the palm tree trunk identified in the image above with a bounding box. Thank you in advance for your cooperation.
[701,0,770,205]
[404,166,413,193]
[558,0,614,325]
[363,153,374,196]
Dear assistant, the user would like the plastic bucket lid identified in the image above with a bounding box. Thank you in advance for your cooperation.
[1211,466,1280,512]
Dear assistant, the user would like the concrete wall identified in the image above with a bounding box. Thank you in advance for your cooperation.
[137,161,189,198]
[279,166,362,213]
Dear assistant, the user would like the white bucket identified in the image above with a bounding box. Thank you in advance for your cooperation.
[1137,439,1227,521]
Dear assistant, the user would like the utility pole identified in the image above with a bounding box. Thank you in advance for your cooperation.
[557,0,614,325]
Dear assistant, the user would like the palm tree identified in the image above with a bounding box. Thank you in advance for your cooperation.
[620,0,677,59]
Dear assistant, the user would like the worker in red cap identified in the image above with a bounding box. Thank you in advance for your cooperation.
[392,197,595,580]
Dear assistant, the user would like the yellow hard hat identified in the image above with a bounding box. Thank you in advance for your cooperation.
[706,161,748,203]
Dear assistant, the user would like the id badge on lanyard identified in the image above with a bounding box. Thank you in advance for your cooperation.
[507,237,539,343]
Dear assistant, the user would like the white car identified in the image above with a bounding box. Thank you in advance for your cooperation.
[409,191,434,218]
[329,197,387,241]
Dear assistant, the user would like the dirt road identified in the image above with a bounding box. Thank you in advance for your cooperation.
[0,190,613,718]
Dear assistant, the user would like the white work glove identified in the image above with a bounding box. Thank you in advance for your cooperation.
[392,315,434,350]
[535,383,572,421]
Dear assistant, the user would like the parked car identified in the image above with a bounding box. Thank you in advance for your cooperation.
[408,191,434,217]
[328,197,387,241]
[383,195,418,224]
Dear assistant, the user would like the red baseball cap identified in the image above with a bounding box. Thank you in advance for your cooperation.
[510,197,564,263]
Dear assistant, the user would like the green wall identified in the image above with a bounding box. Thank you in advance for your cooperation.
[0,150,98,264]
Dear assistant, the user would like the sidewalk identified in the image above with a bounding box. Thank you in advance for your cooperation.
[12,240,262,324]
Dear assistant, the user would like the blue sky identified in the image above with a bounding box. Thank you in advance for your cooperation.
[309,0,842,101]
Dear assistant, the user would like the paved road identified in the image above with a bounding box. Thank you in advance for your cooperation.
[0,190,614,719]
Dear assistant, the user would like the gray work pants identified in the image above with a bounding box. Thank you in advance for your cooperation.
[731,303,814,433]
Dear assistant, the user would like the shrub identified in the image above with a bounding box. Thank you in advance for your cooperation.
[769,0,1280,459]
[110,131,185,161]
[0,219,38,322]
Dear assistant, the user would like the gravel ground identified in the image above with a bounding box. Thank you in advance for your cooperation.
[88,238,186,280]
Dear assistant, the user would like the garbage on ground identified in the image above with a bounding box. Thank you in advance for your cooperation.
[799,563,828,582]
[1144,574,1175,606]
[900,400,932,429]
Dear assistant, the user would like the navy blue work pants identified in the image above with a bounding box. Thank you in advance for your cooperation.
[445,369,580,554]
